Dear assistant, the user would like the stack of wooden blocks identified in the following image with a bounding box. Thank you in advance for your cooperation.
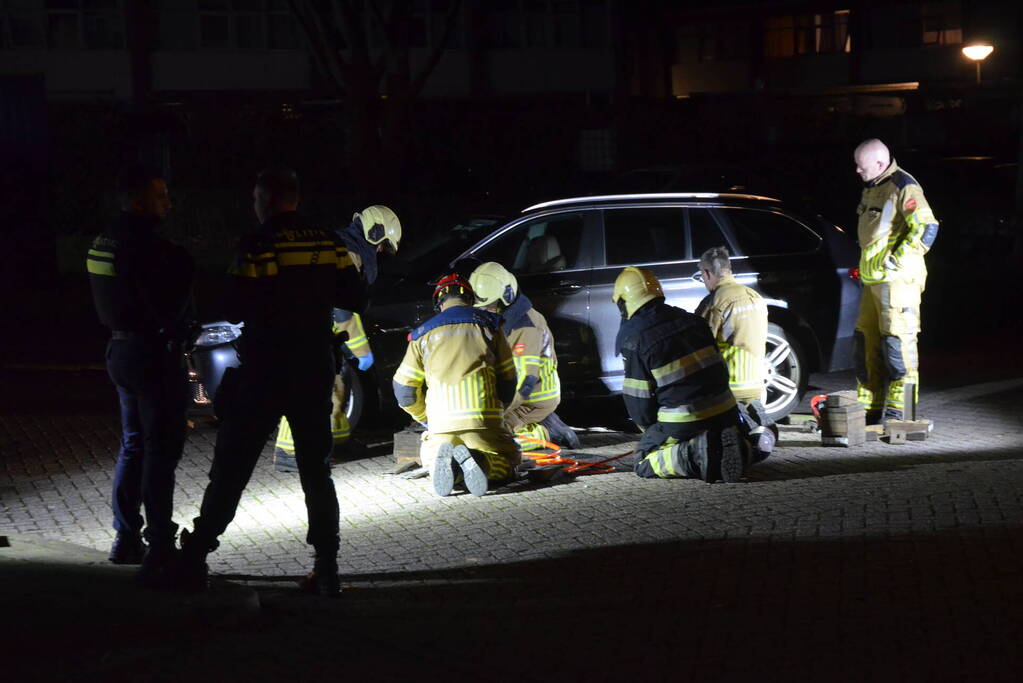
[819,390,866,447]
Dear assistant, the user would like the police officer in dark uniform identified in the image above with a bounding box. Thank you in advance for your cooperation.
[176,168,367,596]
[612,267,746,482]
[86,164,195,587]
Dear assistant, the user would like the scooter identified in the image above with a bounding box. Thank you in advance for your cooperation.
[186,321,243,416]
[186,321,364,426]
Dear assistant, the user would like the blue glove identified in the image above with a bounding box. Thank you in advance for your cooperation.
[357,351,374,371]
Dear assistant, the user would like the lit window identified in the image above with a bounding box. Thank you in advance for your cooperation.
[765,9,851,58]
[922,1,963,46]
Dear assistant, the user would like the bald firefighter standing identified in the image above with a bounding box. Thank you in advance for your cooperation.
[613,267,747,482]
[468,261,580,450]
[852,139,939,423]
[695,246,776,457]
[274,206,401,472]
[392,274,520,497]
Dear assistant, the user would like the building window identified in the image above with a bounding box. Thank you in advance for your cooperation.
[765,9,850,58]
[696,21,749,62]
[174,0,299,50]
[922,1,962,46]
[0,0,46,49]
[409,0,463,49]
[0,0,125,50]
[487,0,603,50]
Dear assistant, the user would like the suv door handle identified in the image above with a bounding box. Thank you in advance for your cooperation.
[551,281,583,295]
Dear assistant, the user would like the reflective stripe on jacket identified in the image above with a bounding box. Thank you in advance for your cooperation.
[392,306,517,433]
[618,300,736,432]
[857,162,938,285]
[500,294,561,410]
[696,275,767,399]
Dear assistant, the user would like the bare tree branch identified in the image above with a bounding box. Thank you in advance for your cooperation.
[411,0,463,96]
[286,0,348,94]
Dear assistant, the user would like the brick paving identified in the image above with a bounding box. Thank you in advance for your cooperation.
[2,367,1023,681]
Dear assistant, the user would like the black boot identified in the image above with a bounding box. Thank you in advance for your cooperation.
[135,539,178,590]
[687,432,717,482]
[298,552,340,597]
[717,425,745,483]
[172,529,213,593]
[109,532,145,565]
[539,412,581,450]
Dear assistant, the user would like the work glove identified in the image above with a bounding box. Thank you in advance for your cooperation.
[357,351,374,371]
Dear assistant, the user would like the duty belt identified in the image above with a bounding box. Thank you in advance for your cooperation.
[111,330,159,340]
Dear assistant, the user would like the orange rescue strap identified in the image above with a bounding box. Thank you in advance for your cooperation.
[517,436,634,475]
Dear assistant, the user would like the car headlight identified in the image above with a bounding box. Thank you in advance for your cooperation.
[194,324,243,346]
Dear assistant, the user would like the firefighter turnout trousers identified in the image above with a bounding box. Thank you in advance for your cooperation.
[275,372,351,454]
[855,275,924,416]
[420,429,522,483]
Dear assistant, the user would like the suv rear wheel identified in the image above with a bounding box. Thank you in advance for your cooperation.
[764,322,806,421]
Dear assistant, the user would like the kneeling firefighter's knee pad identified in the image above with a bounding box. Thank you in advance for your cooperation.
[853,331,868,384]
[882,335,906,380]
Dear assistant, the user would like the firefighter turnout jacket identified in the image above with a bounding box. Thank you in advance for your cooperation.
[856,161,939,285]
[87,212,195,339]
[619,299,737,438]
[393,306,517,433]
[500,293,561,414]
[696,275,768,403]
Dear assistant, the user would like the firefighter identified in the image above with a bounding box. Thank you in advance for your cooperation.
[175,168,367,596]
[392,273,520,497]
[273,205,401,471]
[695,246,776,457]
[87,164,195,587]
[613,266,747,482]
[468,261,580,450]
[852,139,939,423]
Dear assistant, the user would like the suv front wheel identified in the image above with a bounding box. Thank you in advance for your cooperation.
[763,322,806,421]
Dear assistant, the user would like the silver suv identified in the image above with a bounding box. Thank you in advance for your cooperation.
[366,193,862,423]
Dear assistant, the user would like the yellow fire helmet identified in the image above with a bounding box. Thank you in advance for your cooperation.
[612,266,664,319]
[469,261,518,309]
[356,205,401,253]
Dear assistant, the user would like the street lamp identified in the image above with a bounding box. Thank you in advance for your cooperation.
[962,44,994,84]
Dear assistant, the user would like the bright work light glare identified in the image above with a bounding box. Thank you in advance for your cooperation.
[961,44,994,61]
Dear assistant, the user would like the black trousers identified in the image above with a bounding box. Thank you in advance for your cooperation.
[192,341,339,553]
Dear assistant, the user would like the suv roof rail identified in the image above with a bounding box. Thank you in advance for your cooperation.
[522,193,782,213]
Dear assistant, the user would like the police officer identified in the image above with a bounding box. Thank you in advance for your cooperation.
[695,246,776,456]
[86,163,194,587]
[273,206,401,471]
[613,267,745,482]
[176,168,367,596]
[468,261,580,450]
[852,139,939,422]
[392,273,520,497]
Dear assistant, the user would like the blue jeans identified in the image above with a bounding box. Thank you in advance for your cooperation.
[106,337,189,546]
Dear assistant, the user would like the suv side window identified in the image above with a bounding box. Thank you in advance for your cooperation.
[688,207,729,259]
[473,213,585,274]
[603,207,685,265]
[715,208,821,256]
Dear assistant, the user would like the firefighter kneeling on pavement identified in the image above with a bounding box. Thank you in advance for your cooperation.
[468,261,580,450]
[614,267,767,482]
[392,273,521,497]
[274,205,402,472]
[695,246,778,457]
